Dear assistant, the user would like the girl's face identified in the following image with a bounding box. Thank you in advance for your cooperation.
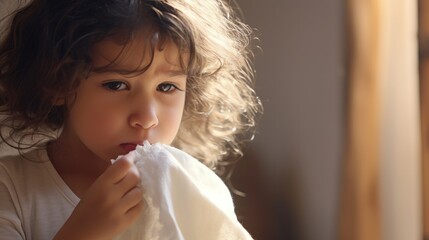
[62,31,187,161]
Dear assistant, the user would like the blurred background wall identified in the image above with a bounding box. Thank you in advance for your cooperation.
[230,1,423,240]
[231,0,345,240]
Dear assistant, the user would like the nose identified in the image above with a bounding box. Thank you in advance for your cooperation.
[128,101,159,129]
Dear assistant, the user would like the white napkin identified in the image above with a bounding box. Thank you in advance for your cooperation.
[113,142,253,240]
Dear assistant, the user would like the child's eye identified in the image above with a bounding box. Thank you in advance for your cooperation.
[102,81,128,91]
[157,83,181,93]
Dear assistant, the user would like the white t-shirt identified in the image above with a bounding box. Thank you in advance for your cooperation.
[0,147,80,240]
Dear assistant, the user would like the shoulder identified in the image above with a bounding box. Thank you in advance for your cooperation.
[0,148,50,191]
[0,151,47,237]
[0,147,76,240]
[0,148,49,174]
[0,146,77,209]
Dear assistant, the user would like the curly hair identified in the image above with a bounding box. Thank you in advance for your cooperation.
[0,0,262,167]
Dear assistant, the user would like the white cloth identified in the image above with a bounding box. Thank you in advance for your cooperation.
[0,148,79,240]
[113,142,253,240]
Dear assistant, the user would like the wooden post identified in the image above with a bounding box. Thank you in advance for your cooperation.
[339,0,382,239]
[419,1,429,239]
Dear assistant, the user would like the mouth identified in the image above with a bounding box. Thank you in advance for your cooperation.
[120,143,138,153]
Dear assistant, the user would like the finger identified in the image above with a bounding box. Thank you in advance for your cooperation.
[120,186,144,212]
[124,201,145,224]
[115,165,140,191]
[100,157,134,184]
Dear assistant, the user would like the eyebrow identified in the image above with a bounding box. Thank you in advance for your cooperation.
[165,70,187,77]
[90,68,187,78]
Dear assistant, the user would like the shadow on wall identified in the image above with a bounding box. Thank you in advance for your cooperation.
[231,149,304,240]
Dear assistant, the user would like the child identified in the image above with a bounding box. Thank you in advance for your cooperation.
[0,0,262,239]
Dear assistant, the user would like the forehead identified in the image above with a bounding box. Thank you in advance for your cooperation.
[90,30,185,73]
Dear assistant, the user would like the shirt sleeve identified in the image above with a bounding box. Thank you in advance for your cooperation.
[0,163,25,239]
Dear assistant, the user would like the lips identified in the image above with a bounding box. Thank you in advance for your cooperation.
[120,143,138,153]
[120,141,148,154]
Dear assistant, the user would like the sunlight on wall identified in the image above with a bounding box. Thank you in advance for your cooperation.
[379,1,421,240]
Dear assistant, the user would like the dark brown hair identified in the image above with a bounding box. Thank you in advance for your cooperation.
[0,0,262,167]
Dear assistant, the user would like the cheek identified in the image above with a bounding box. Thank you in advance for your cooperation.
[158,100,185,143]
[69,96,123,137]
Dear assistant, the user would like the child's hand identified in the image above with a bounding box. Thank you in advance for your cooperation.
[54,157,144,240]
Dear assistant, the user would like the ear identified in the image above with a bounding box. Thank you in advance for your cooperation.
[53,97,66,106]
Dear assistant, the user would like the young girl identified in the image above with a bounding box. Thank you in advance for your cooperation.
[0,0,261,239]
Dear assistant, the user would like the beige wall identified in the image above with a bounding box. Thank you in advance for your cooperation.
[235,1,423,240]
[234,0,345,240]
[379,1,421,239]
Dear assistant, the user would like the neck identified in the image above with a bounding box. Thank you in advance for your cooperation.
[47,129,110,179]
